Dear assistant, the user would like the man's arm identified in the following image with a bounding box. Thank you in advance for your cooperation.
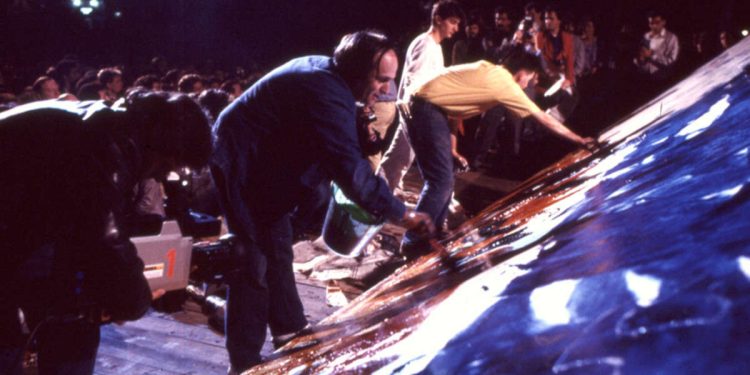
[531,110,596,149]
[651,33,680,68]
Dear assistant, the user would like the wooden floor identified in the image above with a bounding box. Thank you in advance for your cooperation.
[96,279,337,375]
[93,167,519,374]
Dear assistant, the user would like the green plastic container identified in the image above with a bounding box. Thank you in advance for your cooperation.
[322,183,384,257]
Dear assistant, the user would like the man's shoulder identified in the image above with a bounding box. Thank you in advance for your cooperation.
[271,55,336,78]
[408,33,438,53]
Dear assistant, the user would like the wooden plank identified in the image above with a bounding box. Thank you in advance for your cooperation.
[96,316,228,375]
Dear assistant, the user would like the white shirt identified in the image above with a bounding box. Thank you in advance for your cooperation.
[397,32,445,102]
[636,28,680,75]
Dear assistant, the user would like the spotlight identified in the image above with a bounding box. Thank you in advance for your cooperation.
[80,6,93,15]
[90,0,100,8]
[72,0,82,7]
[114,11,122,18]
[742,29,749,37]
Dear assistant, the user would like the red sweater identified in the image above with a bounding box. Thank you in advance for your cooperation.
[535,31,576,85]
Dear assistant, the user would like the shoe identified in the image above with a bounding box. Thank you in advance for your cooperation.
[272,324,312,349]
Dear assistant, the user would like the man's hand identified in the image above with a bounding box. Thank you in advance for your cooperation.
[580,137,600,153]
[400,210,436,238]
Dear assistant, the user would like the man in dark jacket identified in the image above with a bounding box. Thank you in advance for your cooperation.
[0,91,212,375]
[211,30,434,372]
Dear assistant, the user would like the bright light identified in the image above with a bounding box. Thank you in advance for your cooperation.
[80,6,93,15]
[530,279,580,328]
[738,256,750,280]
[90,0,100,8]
[72,0,82,7]
[114,11,122,18]
[624,270,661,307]
[742,30,749,37]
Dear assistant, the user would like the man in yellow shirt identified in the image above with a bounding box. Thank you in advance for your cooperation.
[401,46,596,257]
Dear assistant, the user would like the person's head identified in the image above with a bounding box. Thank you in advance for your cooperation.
[77,82,107,100]
[197,88,230,123]
[494,6,512,32]
[220,79,243,98]
[122,89,212,180]
[581,18,596,38]
[133,74,163,91]
[431,0,464,41]
[56,60,82,85]
[544,6,563,34]
[647,10,667,35]
[719,30,737,50]
[499,46,542,89]
[151,56,168,74]
[524,2,542,21]
[32,76,60,99]
[465,15,481,38]
[177,74,204,94]
[333,30,398,107]
[98,67,124,95]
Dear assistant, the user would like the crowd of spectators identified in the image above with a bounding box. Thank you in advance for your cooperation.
[0,55,264,114]
[0,2,744,178]
[440,2,743,178]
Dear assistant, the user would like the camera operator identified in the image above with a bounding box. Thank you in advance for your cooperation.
[0,91,212,375]
[211,30,434,373]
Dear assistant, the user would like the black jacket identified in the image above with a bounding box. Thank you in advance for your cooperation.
[0,100,151,322]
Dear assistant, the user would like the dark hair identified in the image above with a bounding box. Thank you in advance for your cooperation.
[432,1,465,23]
[494,5,510,17]
[124,89,212,170]
[32,76,55,94]
[97,68,122,85]
[177,74,203,93]
[499,45,542,74]
[197,88,230,123]
[133,74,161,90]
[75,70,98,93]
[524,2,541,14]
[646,9,666,20]
[544,5,565,22]
[77,82,105,100]
[466,14,481,27]
[333,30,395,82]
[220,79,242,94]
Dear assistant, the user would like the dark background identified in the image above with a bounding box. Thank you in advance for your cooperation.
[1,0,748,71]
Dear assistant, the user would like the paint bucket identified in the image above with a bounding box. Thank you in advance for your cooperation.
[322,183,384,257]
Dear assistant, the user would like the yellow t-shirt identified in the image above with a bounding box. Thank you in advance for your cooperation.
[413,60,541,120]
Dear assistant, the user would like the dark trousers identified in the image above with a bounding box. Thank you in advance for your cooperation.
[403,98,454,248]
[1,271,99,375]
[211,166,308,371]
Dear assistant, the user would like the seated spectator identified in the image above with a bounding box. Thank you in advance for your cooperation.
[220,79,243,100]
[133,74,163,91]
[161,69,182,91]
[197,88,230,123]
[77,81,108,101]
[98,67,125,101]
[178,74,204,94]
[32,76,60,100]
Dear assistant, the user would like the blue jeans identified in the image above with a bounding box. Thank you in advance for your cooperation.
[211,166,308,372]
[403,98,454,249]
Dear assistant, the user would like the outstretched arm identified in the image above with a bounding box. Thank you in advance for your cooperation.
[531,110,597,150]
